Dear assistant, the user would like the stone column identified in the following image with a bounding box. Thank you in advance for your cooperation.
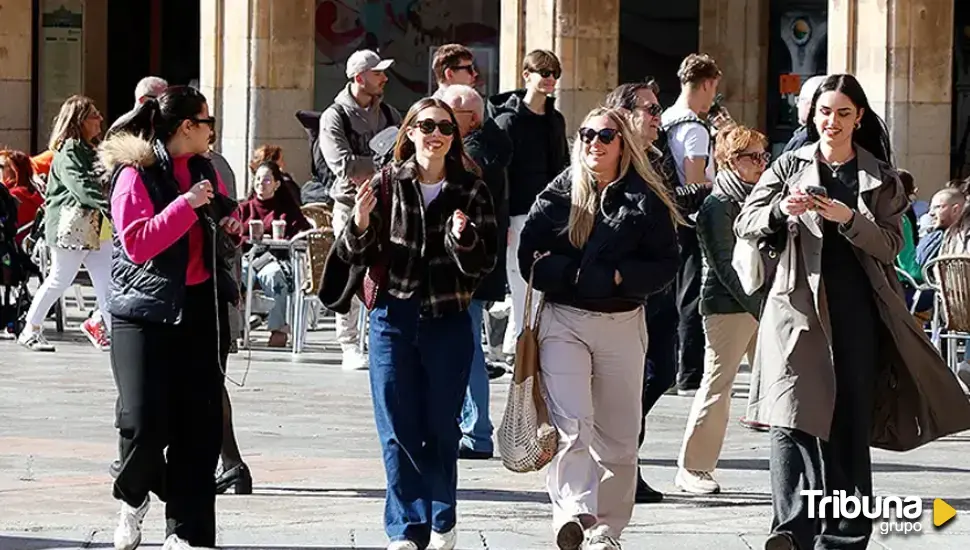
[499,0,527,93]
[207,0,316,195]
[832,0,953,198]
[698,0,770,131]
[0,0,33,151]
[498,0,619,133]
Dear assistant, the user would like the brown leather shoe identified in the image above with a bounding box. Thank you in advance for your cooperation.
[268,331,288,347]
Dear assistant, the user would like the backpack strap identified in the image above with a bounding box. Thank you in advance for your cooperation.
[662,113,714,171]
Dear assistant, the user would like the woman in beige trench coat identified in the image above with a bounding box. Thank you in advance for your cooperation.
[735,74,970,550]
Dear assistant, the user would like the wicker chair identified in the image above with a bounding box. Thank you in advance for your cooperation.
[922,254,970,372]
[299,203,334,334]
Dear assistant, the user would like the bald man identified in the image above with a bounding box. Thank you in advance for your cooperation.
[442,85,512,458]
[917,187,967,269]
[782,75,826,154]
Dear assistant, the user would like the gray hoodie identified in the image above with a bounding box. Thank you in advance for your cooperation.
[318,84,401,206]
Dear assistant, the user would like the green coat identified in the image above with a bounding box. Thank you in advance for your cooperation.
[44,138,109,248]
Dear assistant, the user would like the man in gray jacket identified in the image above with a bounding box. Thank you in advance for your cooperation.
[319,49,401,371]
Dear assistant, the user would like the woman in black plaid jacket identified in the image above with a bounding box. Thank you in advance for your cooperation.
[333,97,498,550]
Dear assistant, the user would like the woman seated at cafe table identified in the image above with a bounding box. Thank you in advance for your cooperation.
[237,160,311,347]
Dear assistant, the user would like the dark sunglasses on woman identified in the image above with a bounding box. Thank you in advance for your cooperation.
[737,151,771,163]
[578,127,621,145]
[414,119,457,136]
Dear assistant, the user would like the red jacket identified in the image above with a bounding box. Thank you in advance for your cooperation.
[8,186,43,244]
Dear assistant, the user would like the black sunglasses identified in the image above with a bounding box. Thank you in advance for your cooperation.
[737,151,771,163]
[193,116,217,126]
[414,119,457,136]
[578,127,621,145]
[533,69,561,80]
[639,103,663,117]
[452,64,477,75]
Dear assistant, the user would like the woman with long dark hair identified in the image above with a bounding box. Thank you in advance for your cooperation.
[735,74,970,550]
[100,85,241,550]
[519,107,682,550]
[332,97,497,550]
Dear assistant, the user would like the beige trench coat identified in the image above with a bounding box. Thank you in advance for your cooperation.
[735,143,970,451]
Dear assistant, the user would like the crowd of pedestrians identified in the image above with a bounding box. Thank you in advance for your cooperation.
[3,40,970,550]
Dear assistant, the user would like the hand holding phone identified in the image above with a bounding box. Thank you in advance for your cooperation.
[803,184,828,198]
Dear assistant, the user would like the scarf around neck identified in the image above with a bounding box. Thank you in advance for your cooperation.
[713,169,755,205]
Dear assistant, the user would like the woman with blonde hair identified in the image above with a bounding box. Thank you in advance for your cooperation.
[18,95,111,352]
[331,97,497,550]
[518,107,682,550]
[674,125,769,495]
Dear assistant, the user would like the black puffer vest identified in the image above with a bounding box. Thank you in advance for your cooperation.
[106,138,238,325]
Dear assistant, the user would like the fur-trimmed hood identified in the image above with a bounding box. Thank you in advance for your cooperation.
[98,133,156,175]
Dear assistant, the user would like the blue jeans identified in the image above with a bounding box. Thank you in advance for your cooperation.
[368,295,474,545]
[242,257,289,332]
[459,300,494,453]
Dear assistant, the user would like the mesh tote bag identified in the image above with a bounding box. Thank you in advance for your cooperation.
[497,269,559,473]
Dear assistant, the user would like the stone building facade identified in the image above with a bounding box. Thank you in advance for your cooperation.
[0,0,958,197]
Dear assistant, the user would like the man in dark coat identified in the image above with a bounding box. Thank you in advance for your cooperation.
[605,80,691,504]
[443,85,513,459]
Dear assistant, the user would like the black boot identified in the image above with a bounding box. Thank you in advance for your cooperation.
[634,472,663,503]
[215,463,252,495]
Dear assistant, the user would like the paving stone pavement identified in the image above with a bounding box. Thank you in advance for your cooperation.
[1,311,969,549]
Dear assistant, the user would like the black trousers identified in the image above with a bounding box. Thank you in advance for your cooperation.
[769,313,877,549]
[110,281,228,546]
[675,226,703,391]
[639,286,678,448]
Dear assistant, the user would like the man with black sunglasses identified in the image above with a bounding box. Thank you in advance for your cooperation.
[605,80,682,505]
[488,49,568,358]
[431,44,479,99]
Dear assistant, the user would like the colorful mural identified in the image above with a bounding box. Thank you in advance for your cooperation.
[313,0,500,111]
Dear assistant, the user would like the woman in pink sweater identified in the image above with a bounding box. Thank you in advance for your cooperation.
[100,86,241,550]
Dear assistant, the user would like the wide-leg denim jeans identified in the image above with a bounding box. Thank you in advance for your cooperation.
[368,294,474,546]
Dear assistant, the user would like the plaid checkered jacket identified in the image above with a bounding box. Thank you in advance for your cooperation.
[336,159,498,318]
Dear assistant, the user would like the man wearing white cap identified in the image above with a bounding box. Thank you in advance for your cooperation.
[319,49,402,371]
[782,74,826,153]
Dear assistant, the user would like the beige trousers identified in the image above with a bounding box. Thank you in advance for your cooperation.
[678,312,758,472]
[540,304,647,539]
[331,203,361,347]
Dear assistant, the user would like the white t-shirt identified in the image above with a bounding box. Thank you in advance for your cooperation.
[420,179,445,206]
[661,104,715,186]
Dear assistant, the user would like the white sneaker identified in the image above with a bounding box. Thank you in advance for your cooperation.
[429,528,457,550]
[113,496,150,550]
[957,360,970,391]
[675,468,721,494]
[161,535,216,550]
[586,525,622,550]
[387,541,419,550]
[18,330,55,352]
[341,345,369,371]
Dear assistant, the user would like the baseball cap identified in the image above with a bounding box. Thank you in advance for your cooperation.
[346,50,395,79]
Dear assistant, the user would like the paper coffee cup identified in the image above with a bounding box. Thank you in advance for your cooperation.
[248,220,264,241]
[271,220,286,240]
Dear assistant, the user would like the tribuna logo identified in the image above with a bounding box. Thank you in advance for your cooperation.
[802,490,924,534]
[803,491,921,520]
